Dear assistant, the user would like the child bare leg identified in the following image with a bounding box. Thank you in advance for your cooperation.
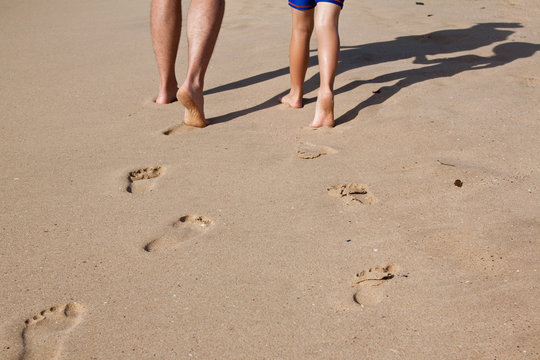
[311,2,341,128]
[281,8,314,108]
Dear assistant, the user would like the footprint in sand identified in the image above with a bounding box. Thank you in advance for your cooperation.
[145,215,214,252]
[296,140,337,159]
[127,166,164,194]
[353,264,399,306]
[327,183,377,205]
[524,76,537,88]
[22,303,85,360]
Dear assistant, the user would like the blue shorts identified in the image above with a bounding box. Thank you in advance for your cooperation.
[288,0,344,10]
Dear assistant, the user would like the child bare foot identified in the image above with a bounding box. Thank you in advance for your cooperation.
[177,85,207,128]
[22,303,85,360]
[280,91,303,108]
[310,89,334,128]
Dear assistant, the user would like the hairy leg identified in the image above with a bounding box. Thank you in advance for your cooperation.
[281,8,314,108]
[177,0,225,127]
[151,0,182,104]
[311,3,341,128]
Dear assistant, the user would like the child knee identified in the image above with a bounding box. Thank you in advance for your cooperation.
[315,18,337,33]
[294,22,314,35]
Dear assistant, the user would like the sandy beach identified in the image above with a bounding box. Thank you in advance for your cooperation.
[1,0,539,358]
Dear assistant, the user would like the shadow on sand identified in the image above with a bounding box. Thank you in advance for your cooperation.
[205,23,538,126]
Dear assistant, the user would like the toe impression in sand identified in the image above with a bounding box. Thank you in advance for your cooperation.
[127,166,164,194]
[22,302,85,360]
[327,183,377,205]
[353,265,399,306]
[296,140,337,159]
[145,215,214,252]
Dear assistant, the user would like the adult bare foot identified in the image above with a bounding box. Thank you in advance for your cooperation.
[155,84,179,104]
[22,303,85,360]
[280,91,303,108]
[177,85,207,128]
[310,89,334,128]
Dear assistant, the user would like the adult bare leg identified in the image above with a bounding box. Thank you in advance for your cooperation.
[151,0,182,104]
[281,8,314,109]
[311,3,341,128]
[177,0,225,127]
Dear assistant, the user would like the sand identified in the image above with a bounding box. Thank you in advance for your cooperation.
[1,0,539,358]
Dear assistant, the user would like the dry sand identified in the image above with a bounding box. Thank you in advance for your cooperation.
[1,0,539,358]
